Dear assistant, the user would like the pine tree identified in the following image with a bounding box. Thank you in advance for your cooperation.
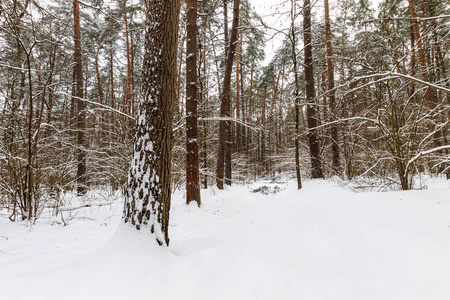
[73,0,88,196]
[185,0,201,206]
[324,0,340,177]
[123,0,181,246]
[216,0,240,189]
[303,0,323,179]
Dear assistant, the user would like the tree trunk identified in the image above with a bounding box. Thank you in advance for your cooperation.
[73,0,87,196]
[324,0,340,176]
[247,66,254,157]
[236,32,241,153]
[123,0,181,246]
[261,84,266,170]
[304,0,323,179]
[216,0,240,189]
[110,52,115,107]
[407,0,433,104]
[124,8,132,115]
[290,0,302,189]
[185,0,201,206]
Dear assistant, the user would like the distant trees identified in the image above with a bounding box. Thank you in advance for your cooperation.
[0,0,135,221]
[0,0,449,225]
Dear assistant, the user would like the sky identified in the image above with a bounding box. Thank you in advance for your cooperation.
[248,0,383,65]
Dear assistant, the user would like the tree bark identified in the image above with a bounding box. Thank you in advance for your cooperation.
[185,0,201,206]
[407,0,433,104]
[123,0,180,246]
[73,0,87,196]
[216,0,240,189]
[304,0,323,179]
[236,32,241,153]
[290,0,302,189]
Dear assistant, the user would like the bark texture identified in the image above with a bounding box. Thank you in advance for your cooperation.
[123,0,181,246]
[303,0,323,179]
[185,0,201,206]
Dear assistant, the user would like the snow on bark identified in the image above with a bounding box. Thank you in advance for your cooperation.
[123,0,180,246]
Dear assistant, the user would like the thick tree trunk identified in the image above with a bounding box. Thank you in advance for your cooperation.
[303,0,323,179]
[73,0,87,196]
[216,0,240,189]
[185,0,201,206]
[123,0,180,246]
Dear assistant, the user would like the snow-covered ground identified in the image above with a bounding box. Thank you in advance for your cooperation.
[1,177,449,300]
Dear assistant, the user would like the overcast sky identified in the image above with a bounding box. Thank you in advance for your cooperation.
[248,0,382,65]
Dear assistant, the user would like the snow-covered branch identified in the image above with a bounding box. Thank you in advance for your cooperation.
[405,145,450,175]
[56,91,135,120]
[199,117,260,131]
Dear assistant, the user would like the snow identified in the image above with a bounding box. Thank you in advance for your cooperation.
[1,177,450,300]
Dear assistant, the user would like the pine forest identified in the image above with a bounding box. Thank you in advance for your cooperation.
[0,0,449,299]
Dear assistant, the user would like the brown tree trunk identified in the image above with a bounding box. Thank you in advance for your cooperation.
[110,52,115,108]
[95,48,104,137]
[185,0,201,206]
[304,0,323,179]
[177,29,186,118]
[235,32,241,153]
[407,0,433,104]
[216,0,240,189]
[247,66,254,156]
[324,0,340,176]
[290,0,302,189]
[224,1,234,186]
[123,0,180,246]
[261,84,267,174]
[410,19,416,95]
[223,0,229,57]
[124,8,132,115]
[199,17,209,189]
[270,71,280,159]
[277,63,286,153]
[73,0,87,195]
[95,48,104,105]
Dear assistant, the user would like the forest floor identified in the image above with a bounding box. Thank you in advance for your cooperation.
[1,176,450,300]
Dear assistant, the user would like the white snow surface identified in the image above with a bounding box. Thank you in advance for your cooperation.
[1,178,450,300]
